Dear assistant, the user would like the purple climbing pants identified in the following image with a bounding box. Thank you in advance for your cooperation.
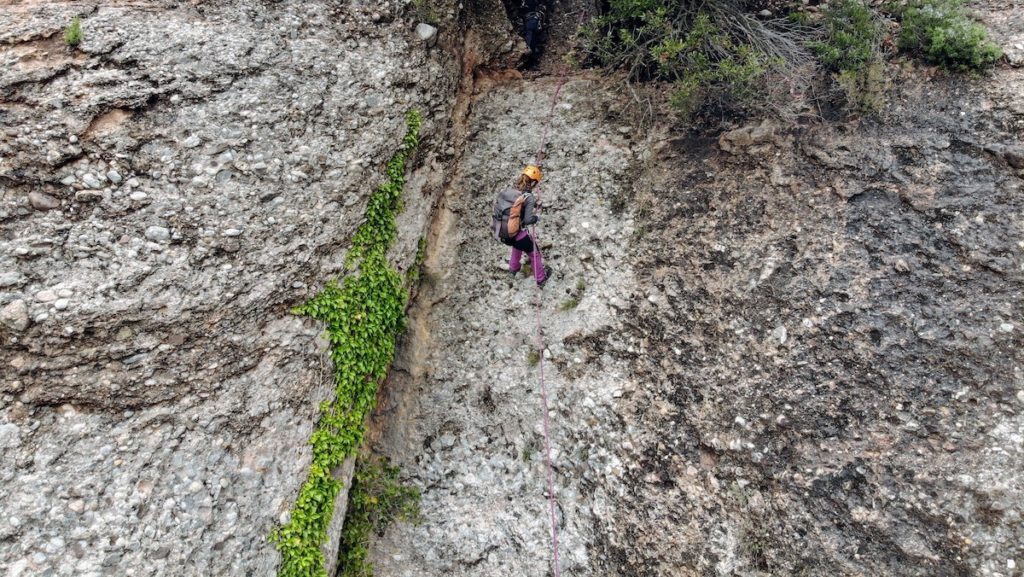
[508,229,546,283]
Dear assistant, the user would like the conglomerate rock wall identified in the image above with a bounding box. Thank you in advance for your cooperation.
[364,4,1023,577]
[2,0,1023,576]
[0,1,463,575]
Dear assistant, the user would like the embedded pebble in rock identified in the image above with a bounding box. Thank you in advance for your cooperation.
[416,23,439,47]
[0,272,25,287]
[28,191,60,211]
[0,299,30,331]
[107,170,123,184]
[81,173,102,189]
[35,290,57,303]
[74,189,103,202]
[144,226,171,242]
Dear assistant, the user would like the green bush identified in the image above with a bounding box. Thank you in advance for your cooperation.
[810,0,888,113]
[584,5,787,121]
[787,10,812,25]
[655,13,769,118]
[337,456,421,577]
[811,0,882,73]
[837,60,889,112]
[897,0,1001,70]
[64,16,82,46]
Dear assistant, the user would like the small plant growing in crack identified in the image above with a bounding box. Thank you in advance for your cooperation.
[521,438,540,462]
[559,279,587,311]
[64,17,83,47]
[405,236,427,288]
[337,455,422,577]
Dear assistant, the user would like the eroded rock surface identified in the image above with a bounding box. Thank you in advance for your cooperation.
[367,8,1022,577]
[368,77,641,576]
[0,2,459,575]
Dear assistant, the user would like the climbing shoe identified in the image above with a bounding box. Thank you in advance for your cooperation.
[536,266,552,288]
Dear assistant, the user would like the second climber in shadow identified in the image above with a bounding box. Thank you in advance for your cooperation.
[493,165,552,287]
[521,0,547,70]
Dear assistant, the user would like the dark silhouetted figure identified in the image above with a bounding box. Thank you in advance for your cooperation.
[521,0,547,69]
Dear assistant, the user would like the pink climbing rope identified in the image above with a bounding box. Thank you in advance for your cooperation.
[528,12,587,576]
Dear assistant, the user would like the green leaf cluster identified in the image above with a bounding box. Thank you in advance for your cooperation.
[585,8,769,121]
[811,0,882,73]
[810,0,889,113]
[897,0,1001,71]
[662,14,769,120]
[337,455,422,577]
[271,110,423,577]
[64,16,82,47]
[405,236,428,287]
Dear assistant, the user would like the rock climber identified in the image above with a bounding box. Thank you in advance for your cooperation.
[493,165,552,287]
[520,0,547,70]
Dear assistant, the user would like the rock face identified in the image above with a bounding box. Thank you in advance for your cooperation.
[365,6,1023,577]
[610,81,1024,572]
[368,77,640,576]
[2,0,1023,576]
[0,1,459,575]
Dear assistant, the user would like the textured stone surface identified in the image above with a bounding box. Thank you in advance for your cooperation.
[368,77,641,576]
[365,5,1023,577]
[0,1,460,575]
[3,0,1023,576]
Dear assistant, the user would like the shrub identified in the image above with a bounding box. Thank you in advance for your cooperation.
[811,0,882,73]
[897,0,1001,70]
[337,456,421,577]
[655,13,771,119]
[583,2,811,121]
[64,16,82,46]
[836,60,889,112]
[811,0,888,113]
[787,10,812,25]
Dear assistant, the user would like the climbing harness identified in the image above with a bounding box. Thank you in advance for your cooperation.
[528,12,587,576]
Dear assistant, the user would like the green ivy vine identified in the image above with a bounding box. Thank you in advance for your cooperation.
[271,110,423,577]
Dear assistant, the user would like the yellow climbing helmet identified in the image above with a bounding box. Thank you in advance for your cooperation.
[522,165,543,182]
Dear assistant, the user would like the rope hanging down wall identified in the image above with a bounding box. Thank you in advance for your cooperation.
[527,10,588,576]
